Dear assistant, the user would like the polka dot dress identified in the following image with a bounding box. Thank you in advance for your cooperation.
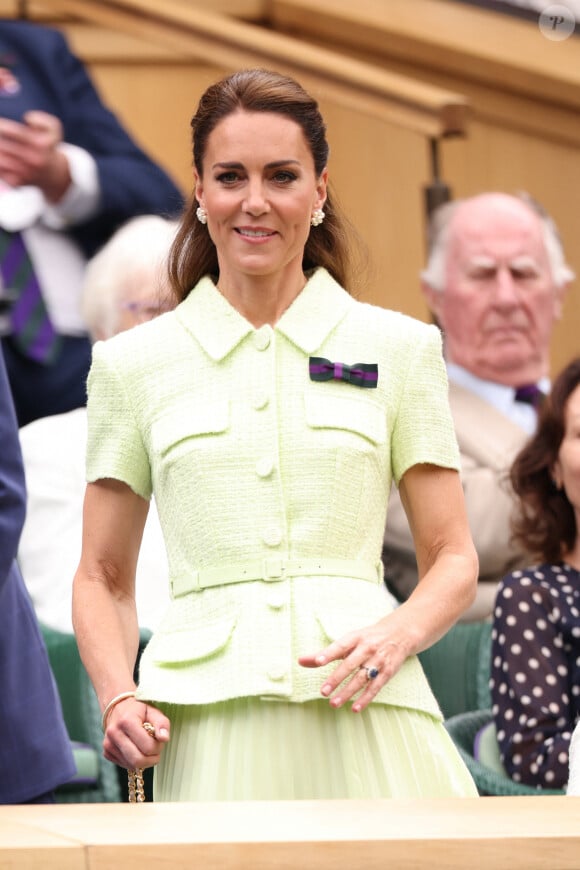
[491,563,580,791]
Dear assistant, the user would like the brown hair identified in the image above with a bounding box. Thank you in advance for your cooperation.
[510,357,580,562]
[168,68,364,301]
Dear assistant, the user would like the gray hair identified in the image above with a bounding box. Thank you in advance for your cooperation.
[81,215,179,340]
[421,192,575,292]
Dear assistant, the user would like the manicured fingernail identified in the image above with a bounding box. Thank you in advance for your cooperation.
[352,704,361,713]
[316,655,326,664]
[330,697,342,707]
[321,684,331,696]
[159,728,169,739]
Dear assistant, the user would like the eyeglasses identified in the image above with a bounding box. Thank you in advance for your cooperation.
[121,300,173,323]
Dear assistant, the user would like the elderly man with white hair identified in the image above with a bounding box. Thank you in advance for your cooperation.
[383,191,575,620]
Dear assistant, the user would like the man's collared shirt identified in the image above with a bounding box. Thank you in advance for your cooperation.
[447,362,549,436]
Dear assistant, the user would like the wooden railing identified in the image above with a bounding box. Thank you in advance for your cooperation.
[268,0,580,148]
[2,797,580,869]
[33,0,469,141]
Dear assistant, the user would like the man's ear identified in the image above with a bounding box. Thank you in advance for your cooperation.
[421,278,443,320]
[553,281,570,321]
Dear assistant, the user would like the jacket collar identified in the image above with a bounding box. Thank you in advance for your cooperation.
[449,381,529,467]
[175,268,354,361]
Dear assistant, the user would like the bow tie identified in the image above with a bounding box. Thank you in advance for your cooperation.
[309,357,378,388]
[514,384,544,409]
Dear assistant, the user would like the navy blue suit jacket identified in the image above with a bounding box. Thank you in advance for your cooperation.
[0,20,185,424]
[0,349,76,803]
[0,19,184,256]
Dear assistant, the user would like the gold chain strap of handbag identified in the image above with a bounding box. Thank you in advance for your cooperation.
[128,768,146,802]
[101,692,155,802]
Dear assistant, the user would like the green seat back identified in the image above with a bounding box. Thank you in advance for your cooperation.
[40,623,122,802]
[418,620,492,719]
[445,708,565,796]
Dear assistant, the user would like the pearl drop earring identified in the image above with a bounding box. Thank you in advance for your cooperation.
[311,208,325,227]
[196,206,207,225]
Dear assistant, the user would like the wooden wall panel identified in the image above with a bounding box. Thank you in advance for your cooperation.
[268,0,580,377]
[84,61,218,196]
[318,99,432,316]
[0,0,267,19]
[364,53,580,377]
[1,9,436,321]
[3,2,577,373]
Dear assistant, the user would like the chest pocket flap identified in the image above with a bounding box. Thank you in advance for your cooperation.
[305,390,386,445]
[151,398,229,456]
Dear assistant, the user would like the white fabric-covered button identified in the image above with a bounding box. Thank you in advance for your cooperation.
[267,591,288,610]
[256,458,274,478]
[262,526,282,547]
[267,668,287,682]
[253,392,269,410]
[253,327,271,351]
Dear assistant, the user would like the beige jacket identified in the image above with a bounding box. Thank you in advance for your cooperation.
[383,381,530,611]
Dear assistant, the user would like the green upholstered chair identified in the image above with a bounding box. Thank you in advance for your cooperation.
[40,624,122,803]
[418,620,493,720]
[445,708,565,796]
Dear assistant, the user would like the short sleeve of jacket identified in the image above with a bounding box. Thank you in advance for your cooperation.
[85,341,152,500]
[390,322,459,485]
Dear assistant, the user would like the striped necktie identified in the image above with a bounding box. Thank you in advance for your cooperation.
[0,227,61,364]
[514,384,544,410]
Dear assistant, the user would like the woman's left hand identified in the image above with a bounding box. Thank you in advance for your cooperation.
[298,618,410,712]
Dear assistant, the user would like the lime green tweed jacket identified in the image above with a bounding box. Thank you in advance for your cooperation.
[86,268,459,718]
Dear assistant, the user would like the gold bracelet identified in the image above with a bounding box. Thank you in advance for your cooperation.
[101,690,136,732]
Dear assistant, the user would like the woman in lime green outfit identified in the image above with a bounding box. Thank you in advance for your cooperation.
[73,69,479,801]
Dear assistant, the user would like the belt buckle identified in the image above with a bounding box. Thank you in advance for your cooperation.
[188,571,202,593]
[261,557,284,581]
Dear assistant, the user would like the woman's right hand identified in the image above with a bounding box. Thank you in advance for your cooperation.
[102,696,170,770]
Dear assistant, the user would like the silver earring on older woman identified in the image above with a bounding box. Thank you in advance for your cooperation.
[311,208,325,227]
[196,206,208,225]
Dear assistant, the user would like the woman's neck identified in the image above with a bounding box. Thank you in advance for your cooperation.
[216,267,307,328]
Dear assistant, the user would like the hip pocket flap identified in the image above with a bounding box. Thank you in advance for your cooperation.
[150,616,237,665]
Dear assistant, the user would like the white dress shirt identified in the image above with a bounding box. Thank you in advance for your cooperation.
[17,407,171,633]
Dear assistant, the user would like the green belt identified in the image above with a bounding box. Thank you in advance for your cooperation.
[171,557,383,597]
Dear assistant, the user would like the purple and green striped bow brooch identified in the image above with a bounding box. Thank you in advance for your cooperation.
[309,357,378,388]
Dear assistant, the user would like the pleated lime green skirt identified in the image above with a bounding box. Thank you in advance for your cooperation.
[153,698,477,801]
